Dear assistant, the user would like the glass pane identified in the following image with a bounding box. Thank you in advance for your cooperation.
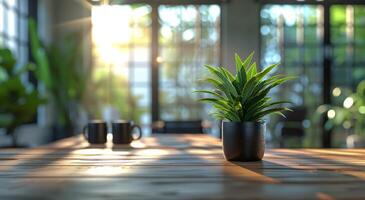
[353,66,365,84]
[7,39,17,55]
[354,6,365,25]
[333,46,347,65]
[331,26,347,44]
[355,27,365,44]
[354,46,365,63]
[20,17,27,43]
[133,67,150,83]
[159,88,177,107]
[0,3,3,33]
[5,0,16,8]
[132,87,150,106]
[7,9,17,39]
[284,27,297,44]
[19,45,28,65]
[304,47,322,64]
[331,6,346,25]
[304,27,321,44]
[133,47,150,63]
[284,47,300,65]
[19,0,28,15]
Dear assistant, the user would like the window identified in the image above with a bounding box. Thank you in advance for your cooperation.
[0,0,29,65]
[260,2,365,147]
[91,3,221,135]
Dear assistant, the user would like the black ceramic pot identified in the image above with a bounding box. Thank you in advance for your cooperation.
[222,121,265,161]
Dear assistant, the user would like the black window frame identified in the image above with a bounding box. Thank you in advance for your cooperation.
[89,0,225,132]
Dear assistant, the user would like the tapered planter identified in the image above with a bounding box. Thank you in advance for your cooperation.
[222,121,265,161]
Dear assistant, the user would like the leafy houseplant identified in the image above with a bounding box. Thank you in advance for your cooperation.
[0,48,45,147]
[317,80,365,148]
[196,52,293,161]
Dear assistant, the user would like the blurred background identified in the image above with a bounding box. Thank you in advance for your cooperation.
[1,0,365,148]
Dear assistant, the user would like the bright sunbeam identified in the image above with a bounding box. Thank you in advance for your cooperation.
[92,5,130,64]
[91,5,150,65]
[92,5,131,45]
[85,166,130,175]
[135,149,170,157]
[54,17,91,29]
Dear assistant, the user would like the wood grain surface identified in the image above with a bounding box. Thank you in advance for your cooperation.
[0,134,364,200]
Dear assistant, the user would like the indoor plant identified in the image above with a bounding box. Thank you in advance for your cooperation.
[195,52,293,161]
[0,48,45,147]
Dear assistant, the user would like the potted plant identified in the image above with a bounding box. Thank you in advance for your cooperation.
[195,52,293,161]
[316,80,365,148]
[0,48,45,147]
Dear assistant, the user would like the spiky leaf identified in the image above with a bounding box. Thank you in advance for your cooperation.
[195,51,294,122]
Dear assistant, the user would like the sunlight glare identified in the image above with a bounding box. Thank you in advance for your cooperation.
[327,109,336,119]
[343,97,354,109]
[135,149,170,157]
[332,87,342,97]
[92,5,131,44]
[92,5,131,64]
[130,140,147,148]
[85,166,129,176]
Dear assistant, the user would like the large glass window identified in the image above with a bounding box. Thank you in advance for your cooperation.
[91,4,221,135]
[261,3,365,147]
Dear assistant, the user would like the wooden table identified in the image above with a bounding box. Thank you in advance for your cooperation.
[0,134,364,199]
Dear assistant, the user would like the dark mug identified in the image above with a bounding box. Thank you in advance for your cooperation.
[83,120,107,144]
[112,120,142,144]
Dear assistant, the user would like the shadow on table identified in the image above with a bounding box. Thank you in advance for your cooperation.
[229,151,365,182]
[0,138,87,176]
[224,150,365,199]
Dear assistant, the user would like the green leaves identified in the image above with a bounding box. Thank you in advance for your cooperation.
[0,47,46,134]
[204,65,238,100]
[195,51,294,122]
[29,18,52,89]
